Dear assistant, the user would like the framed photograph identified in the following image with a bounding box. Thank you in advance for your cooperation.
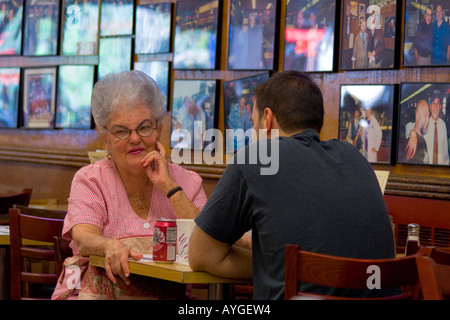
[173,0,220,70]
[283,0,338,72]
[135,3,172,54]
[0,0,23,55]
[134,61,170,111]
[23,68,56,129]
[98,37,132,80]
[340,0,400,70]
[100,0,134,36]
[55,65,94,129]
[403,1,450,67]
[23,0,60,56]
[223,73,269,153]
[0,68,20,128]
[397,82,450,166]
[339,84,396,164]
[228,0,277,70]
[170,79,217,149]
[61,0,99,55]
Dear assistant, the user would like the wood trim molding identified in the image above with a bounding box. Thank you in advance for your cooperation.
[0,146,90,167]
[386,174,450,200]
[1,145,448,199]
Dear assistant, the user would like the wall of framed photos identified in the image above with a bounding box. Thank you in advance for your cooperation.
[0,0,449,203]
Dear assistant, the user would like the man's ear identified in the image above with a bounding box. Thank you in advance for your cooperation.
[263,107,274,131]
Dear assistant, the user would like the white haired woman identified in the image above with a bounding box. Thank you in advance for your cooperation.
[52,70,207,300]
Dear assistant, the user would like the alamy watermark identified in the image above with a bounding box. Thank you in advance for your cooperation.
[170,121,280,175]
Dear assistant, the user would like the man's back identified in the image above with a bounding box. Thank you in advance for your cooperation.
[253,130,394,298]
[200,129,395,299]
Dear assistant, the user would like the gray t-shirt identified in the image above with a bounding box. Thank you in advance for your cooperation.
[195,129,396,299]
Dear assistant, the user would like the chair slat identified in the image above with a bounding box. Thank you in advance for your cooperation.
[22,272,59,284]
[21,247,55,261]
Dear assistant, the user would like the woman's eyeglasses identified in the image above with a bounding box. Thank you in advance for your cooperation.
[104,120,158,139]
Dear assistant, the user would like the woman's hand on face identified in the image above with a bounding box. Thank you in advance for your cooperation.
[142,141,177,195]
[104,239,142,285]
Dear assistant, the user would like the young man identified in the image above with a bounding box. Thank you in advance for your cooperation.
[189,71,396,300]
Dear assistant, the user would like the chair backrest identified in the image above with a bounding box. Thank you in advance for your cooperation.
[13,204,67,220]
[284,244,422,300]
[0,188,33,224]
[9,208,64,300]
[418,246,450,265]
[416,255,450,300]
[53,236,73,277]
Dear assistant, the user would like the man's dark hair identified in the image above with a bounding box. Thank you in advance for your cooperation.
[253,70,324,133]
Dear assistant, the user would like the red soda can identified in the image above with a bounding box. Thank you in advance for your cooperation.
[153,219,177,263]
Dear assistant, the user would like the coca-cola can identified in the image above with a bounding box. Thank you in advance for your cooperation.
[153,219,177,263]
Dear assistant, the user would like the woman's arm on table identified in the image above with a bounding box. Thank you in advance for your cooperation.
[72,224,142,285]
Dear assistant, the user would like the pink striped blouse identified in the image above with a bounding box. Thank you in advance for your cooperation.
[62,158,207,255]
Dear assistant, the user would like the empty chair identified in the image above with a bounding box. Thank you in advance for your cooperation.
[284,244,422,300]
[416,256,450,300]
[0,188,33,224]
[418,246,450,265]
[9,207,64,300]
[416,247,450,300]
[13,204,67,220]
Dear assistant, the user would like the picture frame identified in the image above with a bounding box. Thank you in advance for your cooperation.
[23,67,57,129]
[223,73,269,153]
[100,0,134,36]
[173,0,220,70]
[339,84,396,164]
[98,37,132,80]
[133,61,170,111]
[61,0,99,55]
[402,0,450,67]
[397,82,450,166]
[0,68,21,128]
[228,0,278,71]
[0,0,23,55]
[170,79,217,150]
[283,0,338,72]
[340,0,400,71]
[55,65,94,129]
[23,0,60,56]
[135,3,172,54]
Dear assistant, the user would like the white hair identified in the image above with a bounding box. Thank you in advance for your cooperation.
[91,70,165,133]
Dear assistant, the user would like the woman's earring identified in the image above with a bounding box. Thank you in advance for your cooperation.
[106,150,112,160]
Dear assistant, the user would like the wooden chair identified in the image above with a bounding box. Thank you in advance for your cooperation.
[284,244,422,300]
[9,208,64,300]
[13,204,67,220]
[416,247,450,300]
[416,255,450,300]
[0,188,33,224]
[53,236,73,277]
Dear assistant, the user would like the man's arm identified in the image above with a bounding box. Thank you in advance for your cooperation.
[189,225,252,279]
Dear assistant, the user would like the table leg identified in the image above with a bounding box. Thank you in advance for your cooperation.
[208,283,222,300]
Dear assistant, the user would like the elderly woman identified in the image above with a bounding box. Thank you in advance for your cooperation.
[52,70,207,300]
